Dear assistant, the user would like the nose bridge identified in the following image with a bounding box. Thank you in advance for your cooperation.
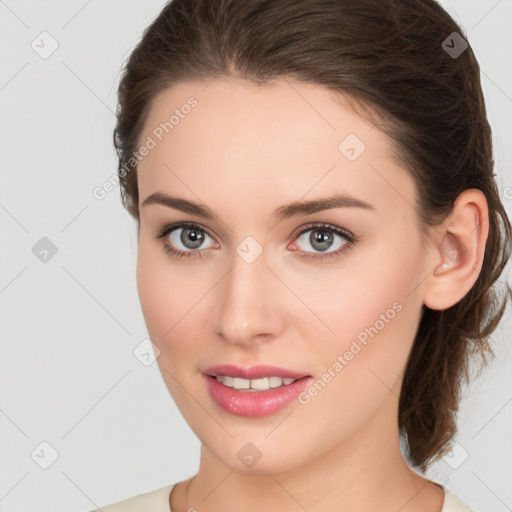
[213,241,281,343]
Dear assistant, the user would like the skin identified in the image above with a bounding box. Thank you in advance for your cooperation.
[134,77,489,512]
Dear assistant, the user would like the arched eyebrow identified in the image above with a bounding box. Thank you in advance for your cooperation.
[272,194,375,222]
[141,192,375,222]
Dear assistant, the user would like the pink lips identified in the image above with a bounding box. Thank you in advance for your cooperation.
[202,364,312,417]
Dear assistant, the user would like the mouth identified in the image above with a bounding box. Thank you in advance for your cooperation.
[202,364,313,417]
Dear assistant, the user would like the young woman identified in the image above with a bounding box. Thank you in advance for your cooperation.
[91,0,511,510]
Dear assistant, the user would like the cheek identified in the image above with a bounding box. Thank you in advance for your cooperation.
[136,241,187,347]
[297,240,424,398]
[293,257,420,344]
[136,240,209,375]
[136,247,196,406]
[136,251,169,337]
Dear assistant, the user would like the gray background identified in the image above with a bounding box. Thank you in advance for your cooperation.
[0,1,511,511]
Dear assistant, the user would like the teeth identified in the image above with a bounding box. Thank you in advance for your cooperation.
[215,375,298,391]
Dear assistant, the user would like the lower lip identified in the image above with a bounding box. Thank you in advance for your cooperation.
[203,375,312,417]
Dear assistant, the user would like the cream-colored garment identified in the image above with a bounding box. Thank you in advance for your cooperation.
[89,475,475,512]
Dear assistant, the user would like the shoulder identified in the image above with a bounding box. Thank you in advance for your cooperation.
[442,487,475,512]
[407,465,475,512]
[88,482,177,512]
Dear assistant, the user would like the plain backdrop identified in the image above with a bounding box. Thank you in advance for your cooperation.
[0,1,511,511]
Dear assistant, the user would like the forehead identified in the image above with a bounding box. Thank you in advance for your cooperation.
[136,77,416,219]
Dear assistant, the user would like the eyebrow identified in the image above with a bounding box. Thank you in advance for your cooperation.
[141,191,375,222]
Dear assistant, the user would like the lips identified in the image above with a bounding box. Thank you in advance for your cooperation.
[203,373,313,417]
[202,364,310,380]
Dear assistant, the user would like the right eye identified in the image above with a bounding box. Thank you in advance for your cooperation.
[155,222,218,260]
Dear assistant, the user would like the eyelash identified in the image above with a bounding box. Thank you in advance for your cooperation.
[155,221,359,262]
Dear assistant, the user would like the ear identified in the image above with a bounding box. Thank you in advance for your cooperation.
[423,189,489,311]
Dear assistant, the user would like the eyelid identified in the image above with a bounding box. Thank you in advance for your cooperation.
[290,221,355,241]
[155,221,217,243]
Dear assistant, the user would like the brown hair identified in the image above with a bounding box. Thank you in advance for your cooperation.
[113,0,511,471]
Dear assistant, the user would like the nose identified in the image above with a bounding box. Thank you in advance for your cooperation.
[213,247,284,346]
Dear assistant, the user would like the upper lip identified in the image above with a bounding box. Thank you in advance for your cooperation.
[203,364,310,380]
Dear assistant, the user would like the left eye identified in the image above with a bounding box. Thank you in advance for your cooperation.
[292,223,354,258]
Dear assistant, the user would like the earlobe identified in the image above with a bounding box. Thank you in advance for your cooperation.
[423,189,489,311]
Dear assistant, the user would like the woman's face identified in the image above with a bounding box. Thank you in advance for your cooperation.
[135,77,434,474]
